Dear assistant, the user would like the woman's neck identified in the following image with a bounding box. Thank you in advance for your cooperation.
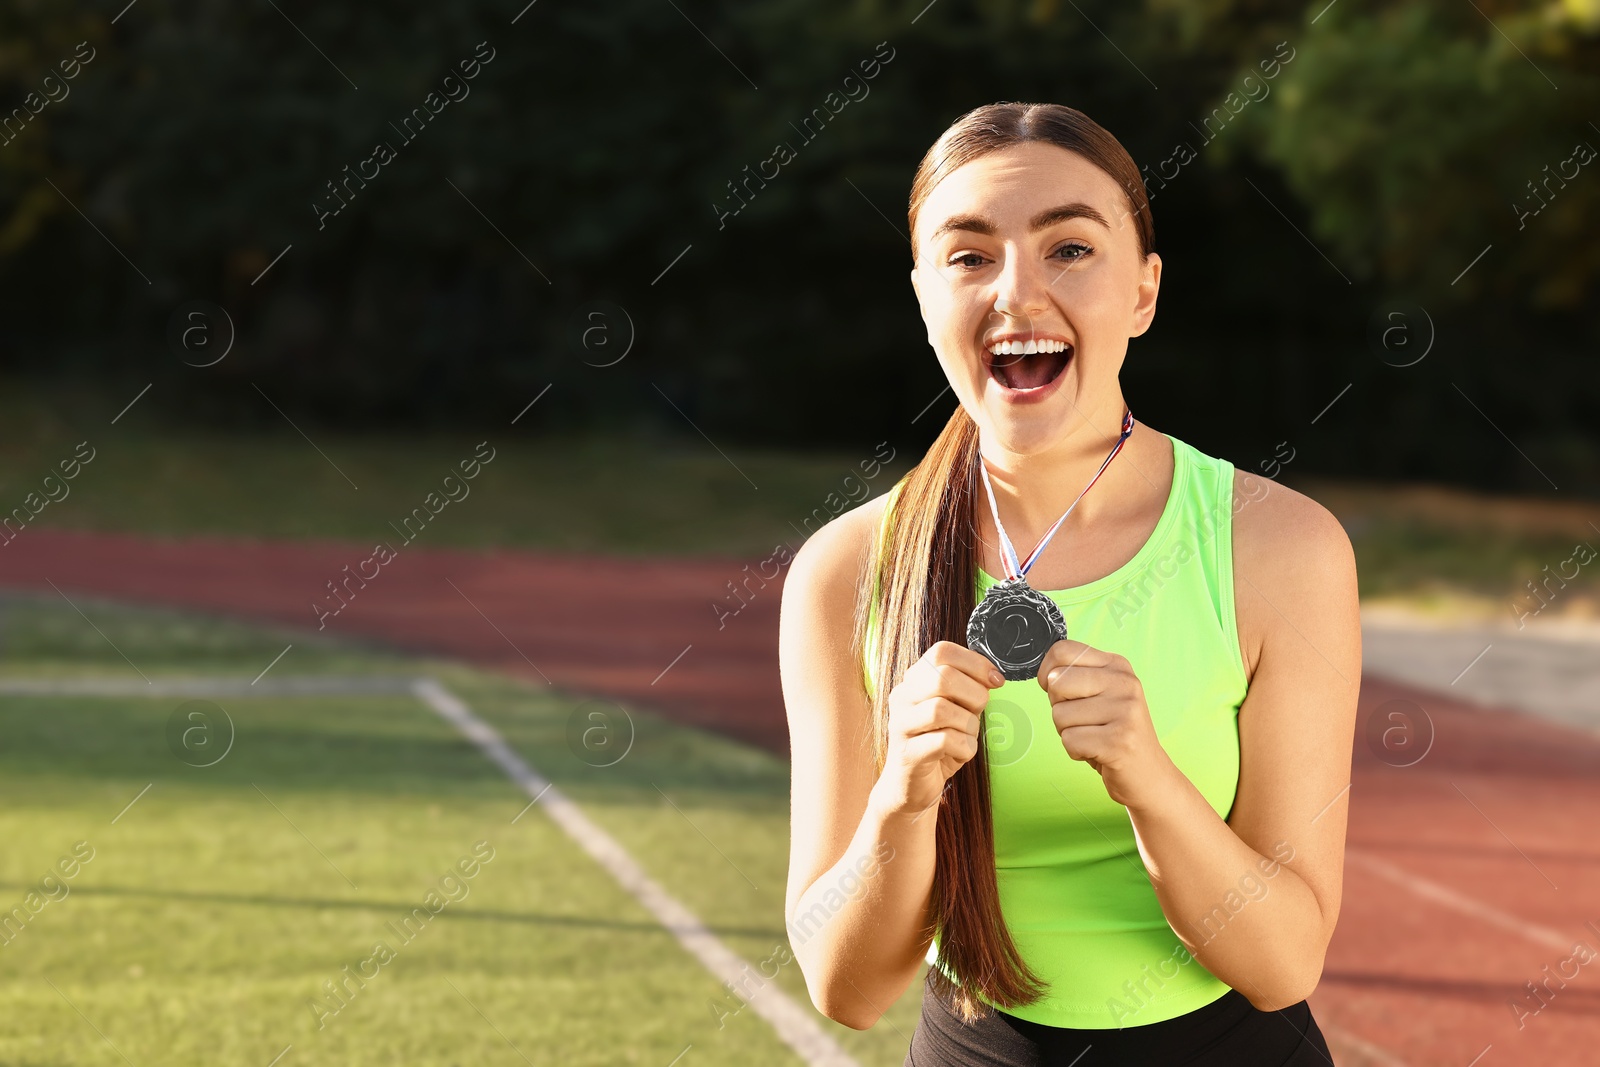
[976,409,1162,558]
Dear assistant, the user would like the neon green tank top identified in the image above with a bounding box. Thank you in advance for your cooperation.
[863,432,1248,1029]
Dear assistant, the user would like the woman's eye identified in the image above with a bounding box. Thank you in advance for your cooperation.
[1053,242,1093,262]
[949,252,988,269]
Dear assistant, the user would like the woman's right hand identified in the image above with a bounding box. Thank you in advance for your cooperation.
[876,641,1007,818]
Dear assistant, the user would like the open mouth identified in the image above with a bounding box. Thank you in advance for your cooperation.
[985,338,1072,392]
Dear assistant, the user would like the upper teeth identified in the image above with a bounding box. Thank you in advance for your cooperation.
[988,339,1068,356]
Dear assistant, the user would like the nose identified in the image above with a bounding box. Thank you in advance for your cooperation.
[991,244,1051,320]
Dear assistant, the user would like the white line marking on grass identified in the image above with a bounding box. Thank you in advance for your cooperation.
[1349,849,1573,952]
[0,676,420,697]
[266,1044,293,1067]
[410,677,860,1067]
[7,672,856,1062]
[510,783,553,824]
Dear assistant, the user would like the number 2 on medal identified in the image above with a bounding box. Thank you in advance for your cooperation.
[999,611,1034,656]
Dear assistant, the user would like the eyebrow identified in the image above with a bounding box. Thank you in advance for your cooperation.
[928,202,1112,242]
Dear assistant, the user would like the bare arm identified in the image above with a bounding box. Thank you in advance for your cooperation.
[1122,475,1360,1010]
[779,498,1001,1029]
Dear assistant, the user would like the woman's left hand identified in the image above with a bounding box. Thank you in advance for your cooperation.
[1037,639,1175,811]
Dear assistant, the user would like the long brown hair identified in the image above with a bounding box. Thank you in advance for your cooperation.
[852,102,1155,1024]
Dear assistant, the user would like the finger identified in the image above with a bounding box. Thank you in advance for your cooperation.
[926,660,995,714]
[904,697,981,740]
[1041,661,1117,705]
[927,640,1007,689]
[910,659,992,713]
[1056,722,1116,764]
[1036,640,1113,688]
[908,655,992,713]
[903,725,979,766]
[1051,693,1116,734]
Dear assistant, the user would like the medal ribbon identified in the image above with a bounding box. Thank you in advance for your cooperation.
[978,409,1135,582]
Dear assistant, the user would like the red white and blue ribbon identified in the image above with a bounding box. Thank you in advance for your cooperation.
[978,408,1135,582]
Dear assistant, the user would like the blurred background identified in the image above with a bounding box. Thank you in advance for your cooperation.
[0,0,1596,1064]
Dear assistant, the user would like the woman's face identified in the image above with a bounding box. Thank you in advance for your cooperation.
[910,141,1160,456]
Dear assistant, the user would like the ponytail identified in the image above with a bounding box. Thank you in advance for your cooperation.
[852,405,1050,1023]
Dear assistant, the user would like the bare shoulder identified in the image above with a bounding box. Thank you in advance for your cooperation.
[1232,470,1354,574]
[783,489,894,605]
[1230,469,1359,679]
[777,485,896,740]
[779,487,897,922]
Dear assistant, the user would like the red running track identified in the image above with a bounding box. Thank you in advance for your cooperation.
[3,528,1596,1066]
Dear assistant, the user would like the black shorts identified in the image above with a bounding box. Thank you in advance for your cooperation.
[903,971,1332,1066]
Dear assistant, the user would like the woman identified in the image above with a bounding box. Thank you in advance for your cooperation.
[778,102,1359,1065]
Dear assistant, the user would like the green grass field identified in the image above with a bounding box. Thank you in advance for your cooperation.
[0,592,926,1065]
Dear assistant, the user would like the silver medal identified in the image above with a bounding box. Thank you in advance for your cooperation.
[967,577,1068,681]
